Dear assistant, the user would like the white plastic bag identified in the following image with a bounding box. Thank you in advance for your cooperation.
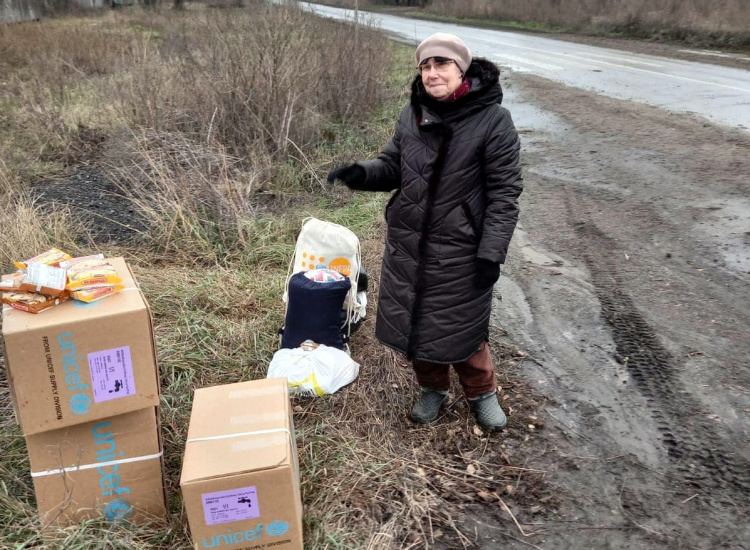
[267,344,360,396]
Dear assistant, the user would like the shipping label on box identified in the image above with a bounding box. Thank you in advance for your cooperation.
[1,257,160,435]
[26,407,165,526]
[181,378,303,550]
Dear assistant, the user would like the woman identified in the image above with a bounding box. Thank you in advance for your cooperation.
[328,33,523,431]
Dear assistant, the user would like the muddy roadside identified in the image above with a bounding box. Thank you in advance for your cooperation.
[466,72,750,548]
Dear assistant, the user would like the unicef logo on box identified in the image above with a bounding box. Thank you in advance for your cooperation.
[267,520,289,536]
[69,392,93,415]
[103,498,133,521]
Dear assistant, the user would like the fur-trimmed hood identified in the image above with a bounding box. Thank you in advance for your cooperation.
[410,58,503,124]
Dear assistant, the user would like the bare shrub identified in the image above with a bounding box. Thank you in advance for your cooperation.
[113,4,389,162]
[102,128,298,266]
[0,17,139,178]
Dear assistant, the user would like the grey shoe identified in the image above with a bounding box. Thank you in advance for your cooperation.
[410,388,449,424]
[469,392,508,431]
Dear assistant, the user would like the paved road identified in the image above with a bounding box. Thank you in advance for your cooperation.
[300,2,750,131]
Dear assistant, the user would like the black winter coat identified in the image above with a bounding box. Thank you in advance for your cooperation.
[359,59,523,363]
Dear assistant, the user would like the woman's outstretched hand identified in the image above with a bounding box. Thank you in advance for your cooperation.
[327,164,366,189]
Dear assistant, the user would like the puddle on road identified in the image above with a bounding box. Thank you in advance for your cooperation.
[502,73,565,153]
[687,197,750,274]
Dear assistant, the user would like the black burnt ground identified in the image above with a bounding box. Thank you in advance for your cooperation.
[32,167,149,246]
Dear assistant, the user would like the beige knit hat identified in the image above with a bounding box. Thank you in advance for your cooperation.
[415,33,472,73]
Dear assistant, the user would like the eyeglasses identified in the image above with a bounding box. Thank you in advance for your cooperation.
[416,59,456,75]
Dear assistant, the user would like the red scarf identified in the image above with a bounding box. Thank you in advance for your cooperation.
[416,78,471,124]
[446,78,470,102]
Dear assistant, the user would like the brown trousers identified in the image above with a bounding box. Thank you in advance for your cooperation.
[412,342,496,399]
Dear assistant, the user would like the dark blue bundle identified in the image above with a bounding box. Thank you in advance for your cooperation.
[281,272,351,349]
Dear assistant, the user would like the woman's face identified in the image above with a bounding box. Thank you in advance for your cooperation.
[420,58,463,101]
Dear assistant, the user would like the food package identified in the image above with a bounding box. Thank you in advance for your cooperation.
[1,267,68,296]
[70,284,125,303]
[59,254,105,270]
[0,272,25,292]
[5,251,124,312]
[1,291,69,314]
[18,263,67,297]
[13,248,72,271]
[65,263,122,291]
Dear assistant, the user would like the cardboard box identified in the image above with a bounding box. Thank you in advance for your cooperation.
[181,378,303,550]
[1,257,160,436]
[26,407,165,526]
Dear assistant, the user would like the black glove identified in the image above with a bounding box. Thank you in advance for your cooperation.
[327,164,366,190]
[475,258,500,289]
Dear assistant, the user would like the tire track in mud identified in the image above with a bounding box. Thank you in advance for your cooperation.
[570,217,750,500]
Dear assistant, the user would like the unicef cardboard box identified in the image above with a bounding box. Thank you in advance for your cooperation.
[1,257,160,436]
[26,407,165,526]
[180,378,303,550]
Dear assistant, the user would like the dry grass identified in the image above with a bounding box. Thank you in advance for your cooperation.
[429,0,750,39]
[0,2,389,183]
[0,160,85,268]
[113,2,389,160]
[336,0,750,47]
[0,13,136,179]
[101,129,265,265]
[0,4,551,549]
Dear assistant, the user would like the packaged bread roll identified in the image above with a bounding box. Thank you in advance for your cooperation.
[71,284,125,303]
[65,263,122,291]
[13,248,72,271]
[1,291,69,314]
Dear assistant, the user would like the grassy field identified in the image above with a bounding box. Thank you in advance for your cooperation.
[324,0,750,49]
[0,3,544,548]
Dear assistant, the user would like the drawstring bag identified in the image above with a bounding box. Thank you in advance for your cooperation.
[283,218,366,344]
[286,217,363,324]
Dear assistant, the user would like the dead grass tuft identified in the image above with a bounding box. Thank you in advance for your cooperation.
[426,0,750,46]
[0,161,84,271]
[113,4,389,161]
[338,0,750,47]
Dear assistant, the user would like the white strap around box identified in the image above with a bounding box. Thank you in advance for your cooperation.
[31,451,163,478]
[186,427,291,444]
